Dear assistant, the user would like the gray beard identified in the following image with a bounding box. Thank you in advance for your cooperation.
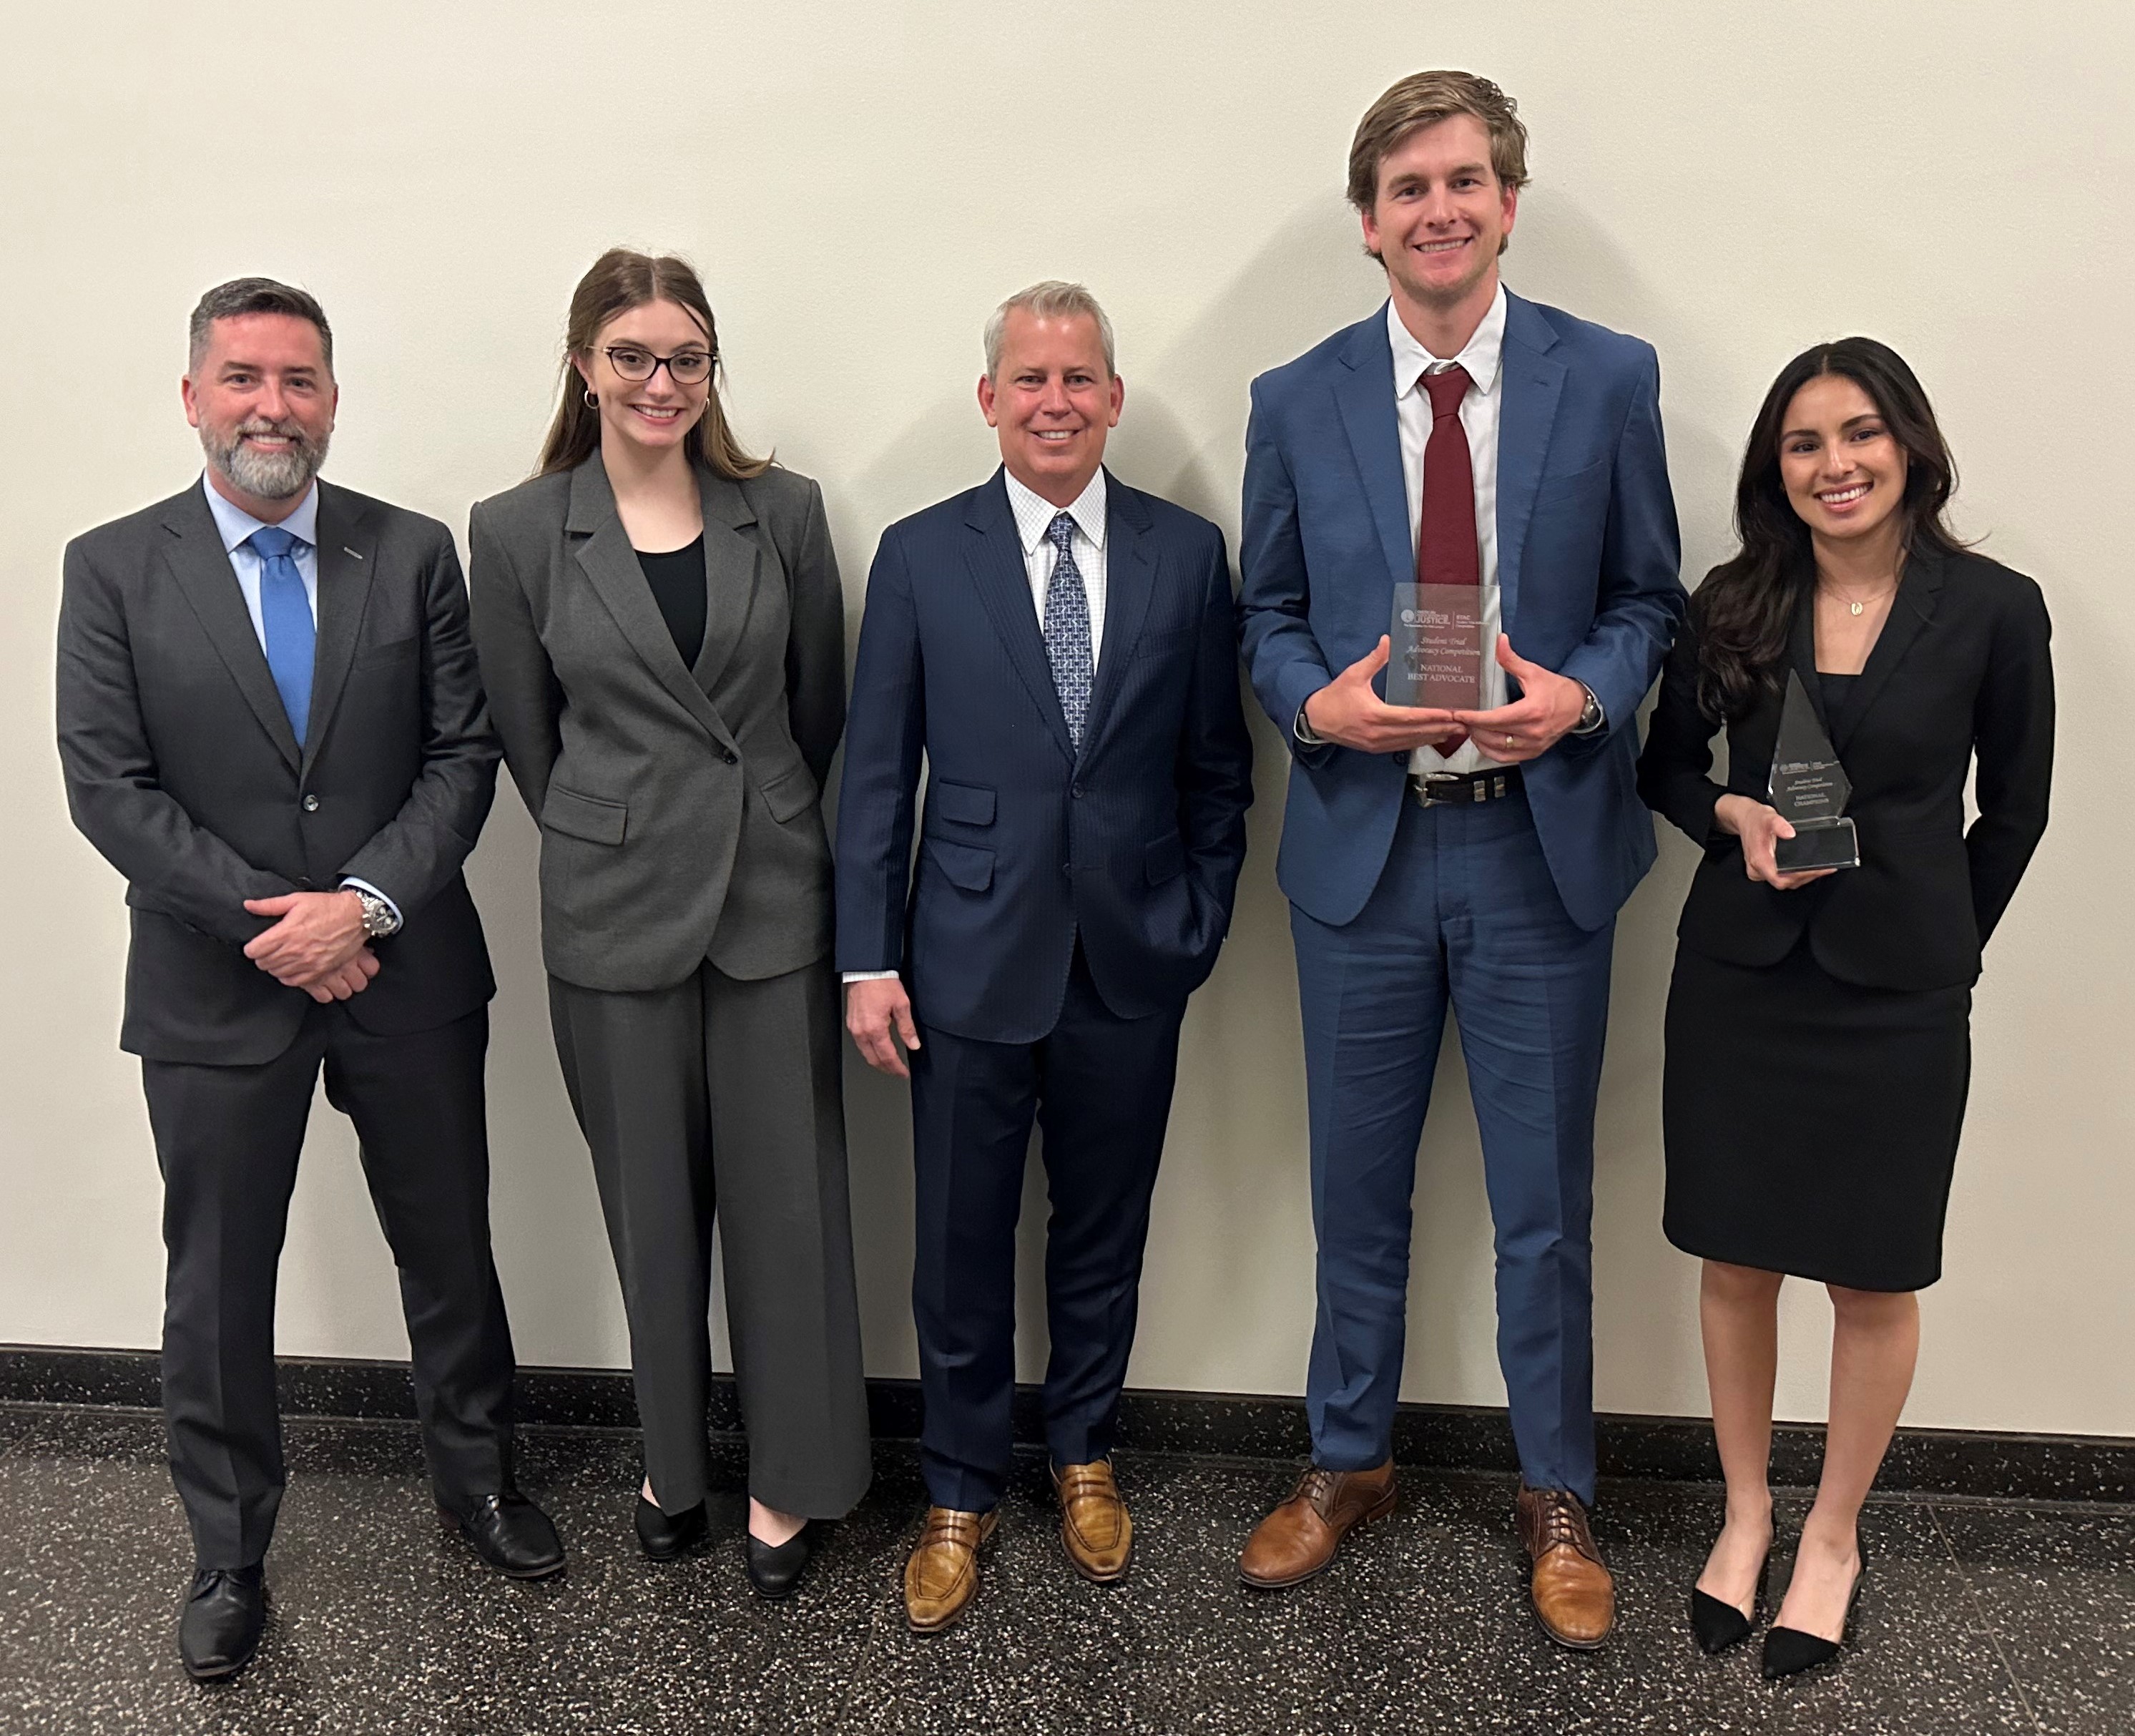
[202,421,329,501]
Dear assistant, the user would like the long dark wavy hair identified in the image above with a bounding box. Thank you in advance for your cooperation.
[536,248,769,480]
[1693,337,1965,722]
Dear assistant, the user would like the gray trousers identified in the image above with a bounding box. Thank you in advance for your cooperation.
[549,958,871,1517]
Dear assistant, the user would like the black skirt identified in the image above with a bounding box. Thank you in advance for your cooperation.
[1662,939,1972,1291]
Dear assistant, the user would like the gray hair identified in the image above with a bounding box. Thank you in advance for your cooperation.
[188,277,334,373]
[982,280,1116,379]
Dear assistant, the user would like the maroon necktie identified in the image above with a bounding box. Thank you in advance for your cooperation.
[1417,363,1478,754]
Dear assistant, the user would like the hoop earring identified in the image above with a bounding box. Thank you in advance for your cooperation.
[583,389,598,408]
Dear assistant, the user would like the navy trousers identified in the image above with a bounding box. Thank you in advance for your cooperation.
[909,946,1185,1513]
[1290,788,1613,1502]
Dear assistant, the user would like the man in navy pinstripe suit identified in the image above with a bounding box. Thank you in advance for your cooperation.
[836,281,1254,1633]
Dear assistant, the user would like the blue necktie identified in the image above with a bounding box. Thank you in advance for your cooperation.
[250,525,314,747]
[1042,512,1093,749]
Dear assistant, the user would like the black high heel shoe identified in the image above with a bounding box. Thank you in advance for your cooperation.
[1689,1549,1771,1654]
[1762,1540,1869,1680]
[745,1521,815,1599]
[634,1494,708,1561]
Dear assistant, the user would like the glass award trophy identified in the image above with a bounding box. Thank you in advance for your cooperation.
[1386,584,1487,709]
[1769,670,1860,872]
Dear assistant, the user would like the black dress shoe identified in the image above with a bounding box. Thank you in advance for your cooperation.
[745,1521,814,1599]
[1762,1544,1869,1679]
[438,1489,566,1579]
[179,1564,265,1682]
[635,1494,708,1561]
[1690,1552,1770,1654]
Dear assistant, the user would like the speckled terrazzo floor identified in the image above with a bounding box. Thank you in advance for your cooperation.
[0,1403,2124,1734]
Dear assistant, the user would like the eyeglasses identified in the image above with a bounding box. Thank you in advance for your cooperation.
[602,345,714,386]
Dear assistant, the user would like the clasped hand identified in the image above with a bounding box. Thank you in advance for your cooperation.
[1713,794,1838,891]
[241,891,379,1001]
[1301,634,1588,762]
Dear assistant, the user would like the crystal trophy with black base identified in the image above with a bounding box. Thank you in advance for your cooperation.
[1770,670,1860,872]
[1386,584,1486,710]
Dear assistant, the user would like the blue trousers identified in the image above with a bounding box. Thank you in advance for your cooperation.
[1290,788,1612,1502]
[909,947,1186,1513]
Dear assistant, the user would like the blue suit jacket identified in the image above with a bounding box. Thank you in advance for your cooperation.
[835,469,1255,1044]
[1237,293,1685,933]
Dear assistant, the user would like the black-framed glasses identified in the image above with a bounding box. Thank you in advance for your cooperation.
[603,345,714,386]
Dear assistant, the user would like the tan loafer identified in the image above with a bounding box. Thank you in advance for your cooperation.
[903,1506,998,1634]
[1237,1459,1397,1588]
[1517,1484,1615,1649]
[1053,1459,1132,1583]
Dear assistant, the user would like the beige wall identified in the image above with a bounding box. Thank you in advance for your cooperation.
[4,2,2129,1436]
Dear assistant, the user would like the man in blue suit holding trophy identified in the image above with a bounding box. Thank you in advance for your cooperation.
[1235,72,1684,1648]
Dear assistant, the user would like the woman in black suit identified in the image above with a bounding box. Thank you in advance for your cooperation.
[1638,338,2052,1678]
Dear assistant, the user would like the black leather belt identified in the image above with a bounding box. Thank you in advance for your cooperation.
[1408,765,1525,808]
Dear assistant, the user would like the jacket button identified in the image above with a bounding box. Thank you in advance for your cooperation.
[1071,783,1085,799]
[301,794,320,813]
[723,749,739,765]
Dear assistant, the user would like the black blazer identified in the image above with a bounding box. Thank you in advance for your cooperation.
[1636,547,2053,991]
[57,479,501,1064]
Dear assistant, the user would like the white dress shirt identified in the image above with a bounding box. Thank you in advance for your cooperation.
[843,466,1111,987]
[1002,466,1109,672]
[201,474,399,921]
[1388,285,1510,777]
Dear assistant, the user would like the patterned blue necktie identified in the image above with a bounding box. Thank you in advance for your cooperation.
[1042,512,1093,749]
[250,524,315,747]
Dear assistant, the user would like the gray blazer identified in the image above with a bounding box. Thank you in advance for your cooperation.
[468,453,845,991]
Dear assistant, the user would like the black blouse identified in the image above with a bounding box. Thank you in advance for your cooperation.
[635,536,707,669]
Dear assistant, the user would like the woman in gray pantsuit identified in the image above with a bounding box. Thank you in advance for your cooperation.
[468,248,870,1597]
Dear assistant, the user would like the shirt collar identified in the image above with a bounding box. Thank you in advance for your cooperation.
[201,473,320,554]
[1003,466,1108,555]
[1386,281,1508,400]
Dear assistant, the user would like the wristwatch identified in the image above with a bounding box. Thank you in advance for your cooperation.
[1571,684,1606,736]
[353,888,402,939]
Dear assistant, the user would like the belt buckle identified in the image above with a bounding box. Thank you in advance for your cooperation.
[1417,774,1461,809]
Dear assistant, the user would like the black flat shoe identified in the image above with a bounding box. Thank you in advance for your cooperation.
[179,1564,265,1682]
[635,1494,708,1561]
[745,1521,815,1599]
[1690,1551,1771,1654]
[438,1489,566,1579]
[1762,1543,1869,1680]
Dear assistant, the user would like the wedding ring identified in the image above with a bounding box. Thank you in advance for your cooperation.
[1502,733,1516,749]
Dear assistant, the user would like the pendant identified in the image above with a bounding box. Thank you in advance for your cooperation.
[1850,600,1864,616]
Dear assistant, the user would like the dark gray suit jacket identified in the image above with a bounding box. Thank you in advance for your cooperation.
[56,479,501,1064]
[467,454,844,991]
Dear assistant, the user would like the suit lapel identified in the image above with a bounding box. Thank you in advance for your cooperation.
[159,484,302,771]
[1495,293,1568,632]
[1784,584,1833,737]
[692,470,761,695]
[963,471,1075,762]
[566,455,727,738]
[302,482,378,774]
[1832,546,1945,754]
[1078,473,1157,754]
[1334,311,1415,590]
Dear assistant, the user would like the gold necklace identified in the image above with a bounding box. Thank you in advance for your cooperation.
[1819,580,1898,618]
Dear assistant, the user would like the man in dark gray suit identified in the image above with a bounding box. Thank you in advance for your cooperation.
[56,278,562,1683]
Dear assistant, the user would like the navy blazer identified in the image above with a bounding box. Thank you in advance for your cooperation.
[835,469,1255,1044]
[1237,294,1686,933]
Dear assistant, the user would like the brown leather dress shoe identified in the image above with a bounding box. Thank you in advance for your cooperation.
[903,1506,998,1634]
[1517,1484,1615,1649]
[1237,1459,1397,1588]
[1053,1460,1132,1582]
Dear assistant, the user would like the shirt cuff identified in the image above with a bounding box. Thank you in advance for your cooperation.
[340,878,401,926]
[842,970,900,984]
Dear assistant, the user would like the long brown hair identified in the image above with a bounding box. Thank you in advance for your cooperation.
[1694,337,1965,722]
[536,248,770,480]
